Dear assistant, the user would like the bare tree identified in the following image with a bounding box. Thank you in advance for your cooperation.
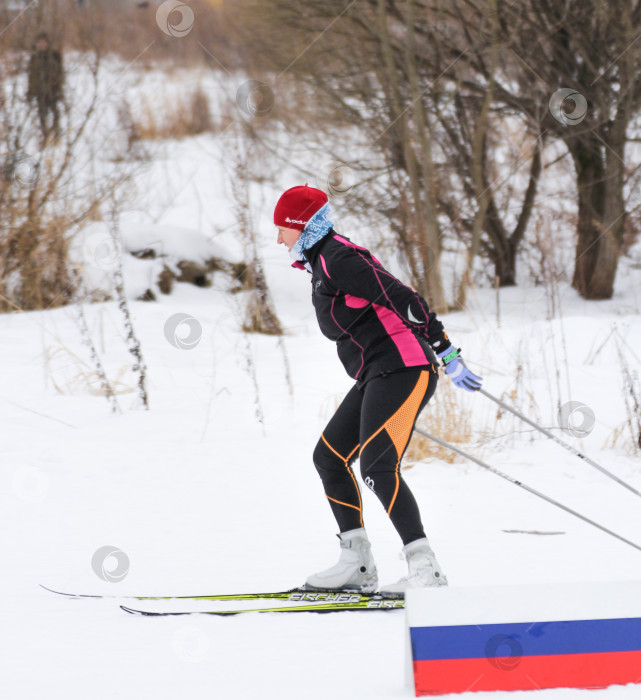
[228,0,549,310]
[229,1,452,310]
[236,0,641,302]
[428,0,641,299]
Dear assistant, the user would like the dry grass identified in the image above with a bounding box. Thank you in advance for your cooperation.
[240,269,284,336]
[605,339,641,456]
[44,345,133,397]
[0,214,76,313]
[134,87,214,141]
[0,0,242,71]
[404,376,472,467]
[0,123,137,312]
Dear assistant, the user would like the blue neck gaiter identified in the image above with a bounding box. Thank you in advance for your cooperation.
[288,203,333,264]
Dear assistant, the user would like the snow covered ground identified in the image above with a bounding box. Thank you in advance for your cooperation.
[3,69,641,699]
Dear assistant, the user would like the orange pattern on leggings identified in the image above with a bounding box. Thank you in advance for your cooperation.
[359,370,430,515]
[386,370,430,457]
[321,434,363,527]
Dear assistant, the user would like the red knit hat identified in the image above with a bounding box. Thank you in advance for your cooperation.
[273,185,328,231]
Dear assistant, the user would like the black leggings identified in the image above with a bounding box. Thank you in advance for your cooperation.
[313,366,438,545]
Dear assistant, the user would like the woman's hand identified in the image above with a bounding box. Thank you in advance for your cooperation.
[437,346,482,392]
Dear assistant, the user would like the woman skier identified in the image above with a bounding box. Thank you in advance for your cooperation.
[274,184,482,595]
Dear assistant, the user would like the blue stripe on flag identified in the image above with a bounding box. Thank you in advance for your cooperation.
[411,618,641,661]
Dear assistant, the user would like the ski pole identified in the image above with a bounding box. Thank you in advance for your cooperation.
[414,426,641,555]
[478,388,641,499]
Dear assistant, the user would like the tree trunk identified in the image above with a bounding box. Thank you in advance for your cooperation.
[588,102,628,299]
[492,237,517,287]
[569,137,618,299]
[482,134,541,288]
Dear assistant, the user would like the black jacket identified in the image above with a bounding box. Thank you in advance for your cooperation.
[301,229,447,387]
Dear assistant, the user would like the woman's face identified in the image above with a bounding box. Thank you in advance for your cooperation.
[276,226,302,251]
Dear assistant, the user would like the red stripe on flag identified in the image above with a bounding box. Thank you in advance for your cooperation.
[413,650,641,695]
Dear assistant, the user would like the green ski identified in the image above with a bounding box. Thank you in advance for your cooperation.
[120,598,405,616]
[41,584,402,605]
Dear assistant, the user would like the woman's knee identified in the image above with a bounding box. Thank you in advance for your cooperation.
[313,437,341,474]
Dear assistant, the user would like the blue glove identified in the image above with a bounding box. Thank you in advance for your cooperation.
[437,345,482,392]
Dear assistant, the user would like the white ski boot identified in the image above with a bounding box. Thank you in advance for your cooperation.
[380,538,448,597]
[305,527,378,593]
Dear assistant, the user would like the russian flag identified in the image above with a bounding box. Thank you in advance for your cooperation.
[406,583,641,696]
